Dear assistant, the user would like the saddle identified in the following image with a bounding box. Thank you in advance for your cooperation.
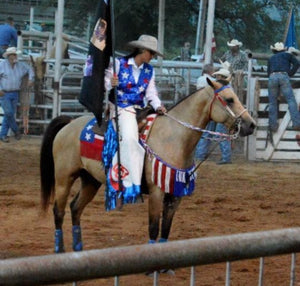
[92,105,155,136]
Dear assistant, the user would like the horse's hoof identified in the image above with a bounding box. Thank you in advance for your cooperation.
[72,225,83,251]
[54,229,65,253]
[145,270,159,277]
[145,271,154,277]
[159,269,175,276]
[73,242,83,251]
[54,246,65,253]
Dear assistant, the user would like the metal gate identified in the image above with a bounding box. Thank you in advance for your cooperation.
[246,76,300,161]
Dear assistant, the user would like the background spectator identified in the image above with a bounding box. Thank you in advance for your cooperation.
[196,63,215,89]
[220,39,248,72]
[0,47,34,143]
[0,16,18,58]
[220,39,248,102]
[267,42,300,132]
[180,41,191,61]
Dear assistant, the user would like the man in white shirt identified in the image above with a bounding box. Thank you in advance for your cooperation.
[0,47,34,142]
[196,64,215,89]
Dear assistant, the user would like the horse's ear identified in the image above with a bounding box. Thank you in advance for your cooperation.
[206,77,215,88]
[225,75,232,83]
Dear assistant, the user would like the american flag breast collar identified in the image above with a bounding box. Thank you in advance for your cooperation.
[139,115,196,197]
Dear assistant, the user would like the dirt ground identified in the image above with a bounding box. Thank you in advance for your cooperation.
[0,136,299,286]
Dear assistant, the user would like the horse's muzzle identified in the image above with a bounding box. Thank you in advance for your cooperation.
[238,120,256,137]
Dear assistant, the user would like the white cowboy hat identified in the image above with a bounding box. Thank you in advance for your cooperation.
[227,39,243,47]
[127,34,164,57]
[219,59,231,70]
[270,42,286,52]
[287,46,300,55]
[3,47,21,58]
[213,68,231,78]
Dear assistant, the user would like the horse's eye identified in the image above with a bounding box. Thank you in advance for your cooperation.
[226,98,234,106]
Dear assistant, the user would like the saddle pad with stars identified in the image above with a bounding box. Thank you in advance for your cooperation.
[80,118,104,161]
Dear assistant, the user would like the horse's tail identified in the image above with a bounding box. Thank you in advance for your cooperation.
[40,115,72,211]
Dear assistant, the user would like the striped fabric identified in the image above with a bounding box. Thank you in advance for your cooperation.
[151,156,196,197]
[140,113,157,141]
[140,114,196,197]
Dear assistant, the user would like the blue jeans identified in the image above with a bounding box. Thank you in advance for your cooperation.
[0,91,19,138]
[195,121,231,162]
[268,73,300,129]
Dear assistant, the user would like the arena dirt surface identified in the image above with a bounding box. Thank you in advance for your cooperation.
[0,136,299,286]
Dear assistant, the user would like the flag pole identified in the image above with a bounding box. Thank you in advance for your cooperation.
[110,0,123,208]
[283,6,292,43]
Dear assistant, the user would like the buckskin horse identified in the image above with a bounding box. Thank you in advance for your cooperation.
[40,78,256,253]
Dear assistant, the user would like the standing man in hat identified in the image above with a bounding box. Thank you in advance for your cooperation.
[220,39,248,72]
[0,47,34,142]
[220,39,248,103]
[0,17,18,58]
[104,34,166,195]
[267,42,300,132]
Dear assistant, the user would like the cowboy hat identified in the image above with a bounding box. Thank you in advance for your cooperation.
[219,59,231,70]
[288,46,300,55]
[3,47,21,58]
[213,68,231,78]
[270,42,286,52]
[127,35,164,57]
[227,39,243,47]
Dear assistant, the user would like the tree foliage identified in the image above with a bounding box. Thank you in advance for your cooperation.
[41,0,300,59]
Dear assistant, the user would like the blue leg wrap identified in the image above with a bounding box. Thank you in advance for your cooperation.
[54,229,65,253]
[159,238,168,243]
[148,239,156,244]
[72,225,83,251]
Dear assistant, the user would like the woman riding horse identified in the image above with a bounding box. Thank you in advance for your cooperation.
[40,77,256,254]
[104,34,166,206]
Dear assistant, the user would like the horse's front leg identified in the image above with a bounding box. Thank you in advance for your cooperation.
[161,194,182,242]
[148,186,164,243]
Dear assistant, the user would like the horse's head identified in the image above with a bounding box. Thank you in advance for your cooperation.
[206,78,256,137]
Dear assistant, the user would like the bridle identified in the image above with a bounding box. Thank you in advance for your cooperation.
[164,84,248,140]
[208,85,247,121]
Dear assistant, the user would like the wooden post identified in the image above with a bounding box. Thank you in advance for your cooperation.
[157,0,165,74]
[53,0,64,118]
[204,0,215,64]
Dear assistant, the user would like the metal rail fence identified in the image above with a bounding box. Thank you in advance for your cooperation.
[0,228,299,286]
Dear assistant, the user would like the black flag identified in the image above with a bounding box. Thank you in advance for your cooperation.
[79,0,112,126]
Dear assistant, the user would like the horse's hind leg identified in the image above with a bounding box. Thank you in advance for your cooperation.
[53,176,76,253]
[160,194,182,242]
[70,170,101,251]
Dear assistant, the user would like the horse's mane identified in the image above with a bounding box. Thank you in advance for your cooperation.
[216,79,230,86]
[167,92,193,111]
[167,85,211,111]
[166,79,229,112]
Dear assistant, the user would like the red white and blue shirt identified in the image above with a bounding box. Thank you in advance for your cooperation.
[105,57,162,110]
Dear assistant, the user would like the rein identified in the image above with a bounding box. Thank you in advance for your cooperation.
[164,112,240,141]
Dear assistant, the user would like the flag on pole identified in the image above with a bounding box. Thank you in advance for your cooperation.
[202,33,216,61]
[211,33,216,53]
[79,0,112,126]
[284,9,298,48]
